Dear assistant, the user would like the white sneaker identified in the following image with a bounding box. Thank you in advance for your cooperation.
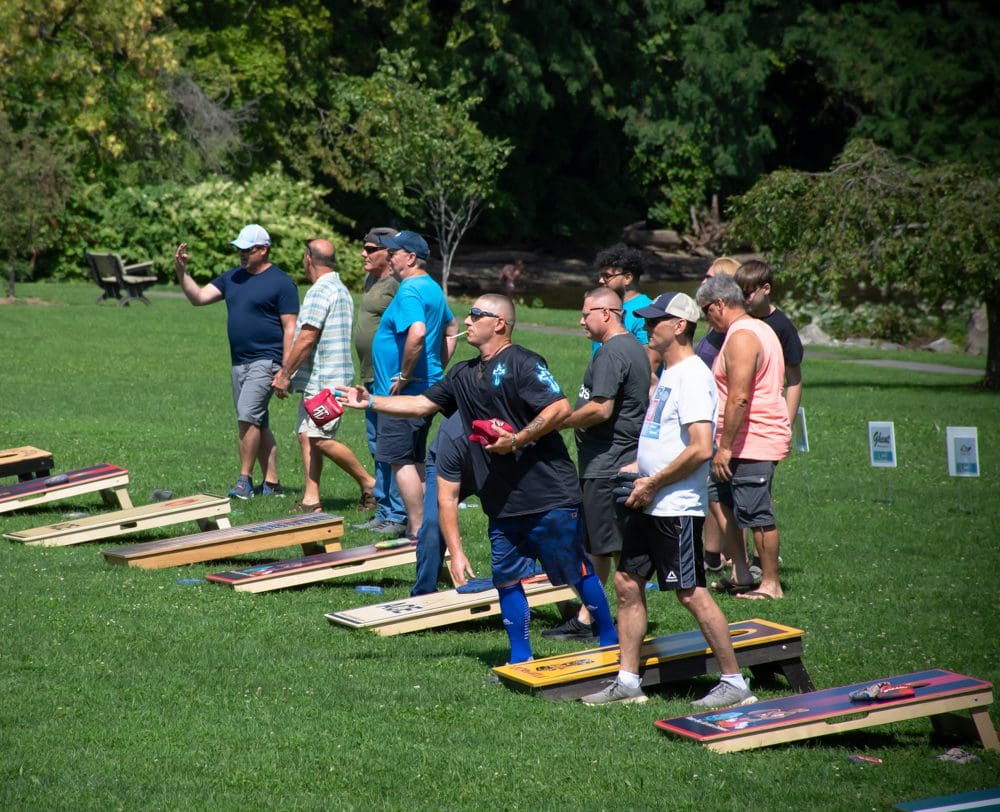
[691,681,757,710]
[580,678,648,706]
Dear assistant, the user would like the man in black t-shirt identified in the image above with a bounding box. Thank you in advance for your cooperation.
[338,294,618,664]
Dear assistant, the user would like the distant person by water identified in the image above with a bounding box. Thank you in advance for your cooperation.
[498,260,524,292]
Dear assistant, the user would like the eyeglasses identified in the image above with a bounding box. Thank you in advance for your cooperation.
[468,306,505,322]
[598,271,626,282]
[362,244,385,255]
[238,245,265,254]
[644,315,680,326]
[582,307,622,317]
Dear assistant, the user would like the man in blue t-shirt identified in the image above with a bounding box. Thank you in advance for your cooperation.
[340,293,618,665]
[174,224,299,500]
[592,243,659,377]
[370,230,458,539]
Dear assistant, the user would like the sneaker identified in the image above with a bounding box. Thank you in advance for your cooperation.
[372,520,407,536]
[580,678,648,706]
[541,617,598,641]
[691,681,758,710]
[228,476,254,500]
[351,517,386,531]
[358,490,377,511]
[259,481,285,497]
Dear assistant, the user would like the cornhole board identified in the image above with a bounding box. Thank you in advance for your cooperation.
[205,537,441,593]
[654,669,998,754]
[492,618,811,701]
[101,512,344,570]
[0,463,131,514]
[894,787,1000,812]
[325,574,577,636]
[0,446,53,481]
[5,494,231,547]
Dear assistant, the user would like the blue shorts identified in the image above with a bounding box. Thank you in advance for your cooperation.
[375,415,431,465]
[231,360,280,427]
[488,506,594,587]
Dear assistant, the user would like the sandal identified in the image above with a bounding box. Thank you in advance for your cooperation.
[289,501,322,514]
[710,575,757,595]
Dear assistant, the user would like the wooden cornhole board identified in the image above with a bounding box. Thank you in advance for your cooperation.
[5,494,231,547]
[492,618,812,701]
[101,512,343,570]
[654,668,998,754]
[894,787,1000,812]
[325,574,577,636]
[205,537,442,593]
[0,446,53,481]
[0,463,131,514]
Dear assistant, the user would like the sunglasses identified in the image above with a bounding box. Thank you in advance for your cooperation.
[468,306,504,322]
[582,307,622,317]
[362,244,385,255]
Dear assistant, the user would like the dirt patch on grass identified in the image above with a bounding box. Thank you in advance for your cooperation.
[0,296,61,306]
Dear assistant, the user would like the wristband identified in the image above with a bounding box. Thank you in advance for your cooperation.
[510,433,518,451]
[367,396,376,411]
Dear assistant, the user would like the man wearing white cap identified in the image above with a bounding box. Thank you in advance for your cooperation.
[580,291,755,709]
[174,224,299,499]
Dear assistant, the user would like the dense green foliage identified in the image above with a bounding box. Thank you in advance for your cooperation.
[731,139,1000,388]
[2,286,998,809]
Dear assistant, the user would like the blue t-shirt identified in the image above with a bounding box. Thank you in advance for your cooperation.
[211,265,299,365]
[591,292,652,355]
[371,274,454,396]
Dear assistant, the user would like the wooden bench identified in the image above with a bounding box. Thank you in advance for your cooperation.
[101,512,343,570]
[5,494,231,547]
[0,464,131,514]
[85,252,157,306]
[0,446,53,481]
[655,668,998,754]
[492,619,812,701]
[206,537,446,593]
[325,574,577,637]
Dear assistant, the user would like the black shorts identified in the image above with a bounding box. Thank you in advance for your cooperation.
[713,459,777,529]
[580,477,627,556]
[375,415,431,466]
[619,514,706,591]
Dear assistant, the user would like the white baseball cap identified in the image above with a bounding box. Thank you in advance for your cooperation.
[231,224,271,249]
[635,291,701,322]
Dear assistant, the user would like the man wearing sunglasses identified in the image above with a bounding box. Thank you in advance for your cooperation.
[594,243,659,375]
[338,293,618,664]
[351,227,408,536]
[174,224,299,500]
[370,230,458,540]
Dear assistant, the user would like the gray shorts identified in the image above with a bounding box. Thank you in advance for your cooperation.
[714,459,777,529]
[580,477,626,556]
[296,396,342,440]
[231,359,280,427]
[375,414,431,465]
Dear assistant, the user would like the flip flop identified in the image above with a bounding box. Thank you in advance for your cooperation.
[710,576,757,595]
[736,590,778,601]
[289,501,322,514]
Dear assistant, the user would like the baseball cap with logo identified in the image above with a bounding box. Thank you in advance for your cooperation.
[231,224,271,250]
[379,230,430,260]
[634,291,701,322]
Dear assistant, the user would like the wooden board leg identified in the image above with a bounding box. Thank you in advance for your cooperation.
[197,517,231,531]
[778,659,815,693]
[106,487,133,509]
[931,709,1000,751]
[302,540,342,555]
[972,707,1000,751]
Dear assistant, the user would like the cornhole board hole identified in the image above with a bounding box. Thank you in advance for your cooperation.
[492,618,811,701]
[325,574,577,637]
[0,464,131,514]
[654,669,998,754]
[894,787,1000,812]
[5,494,231,547]
[205,537,440,593]
[102,512,343,570]
[0,446,53,481]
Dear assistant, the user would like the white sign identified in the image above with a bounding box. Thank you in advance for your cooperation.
[794,407,809,453]
[868,421,897,468]
[946,427,980,477]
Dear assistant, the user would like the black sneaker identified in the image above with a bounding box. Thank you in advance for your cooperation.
[541,617,598,641]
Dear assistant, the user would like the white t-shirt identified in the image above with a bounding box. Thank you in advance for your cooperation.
[637,355,718,516]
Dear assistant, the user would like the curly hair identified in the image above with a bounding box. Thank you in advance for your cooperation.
[594,243,647,280]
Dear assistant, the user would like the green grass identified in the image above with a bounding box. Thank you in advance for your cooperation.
[2,283,999,810]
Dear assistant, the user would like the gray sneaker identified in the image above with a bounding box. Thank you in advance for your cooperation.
[580,678,648,706]
[351,517,385,531]
[691,681,757,710]
[372,520,408,536]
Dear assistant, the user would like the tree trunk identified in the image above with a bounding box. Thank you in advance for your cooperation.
[7,250,14,298]
[984,292,999,391]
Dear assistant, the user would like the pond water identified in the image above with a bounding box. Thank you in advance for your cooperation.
[507,278,704,310]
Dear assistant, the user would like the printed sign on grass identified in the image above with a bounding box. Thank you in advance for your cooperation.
[945,427,979,477]
[868,421,897,468]
[793,407,809,453]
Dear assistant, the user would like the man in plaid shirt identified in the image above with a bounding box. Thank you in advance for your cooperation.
[273,239,375,513]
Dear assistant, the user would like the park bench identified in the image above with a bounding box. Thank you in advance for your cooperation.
[86,252,157,306]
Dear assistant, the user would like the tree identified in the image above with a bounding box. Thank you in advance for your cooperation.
[731,139,1000,390]
[329,51,511,297]
[0,112,75,298]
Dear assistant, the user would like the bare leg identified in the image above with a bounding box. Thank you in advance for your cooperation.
[738,526,783,599]
[677,587,739,674]
[393,462,425,537]
[716,501,754,586]
[614,570,647,675]
[237,421,262,479]
[577,552,618,624]
[298,433,322,505]
[259,426,278,483]
[314,438,375,494]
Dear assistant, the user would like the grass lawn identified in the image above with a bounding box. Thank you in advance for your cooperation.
[2,282,998,810]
